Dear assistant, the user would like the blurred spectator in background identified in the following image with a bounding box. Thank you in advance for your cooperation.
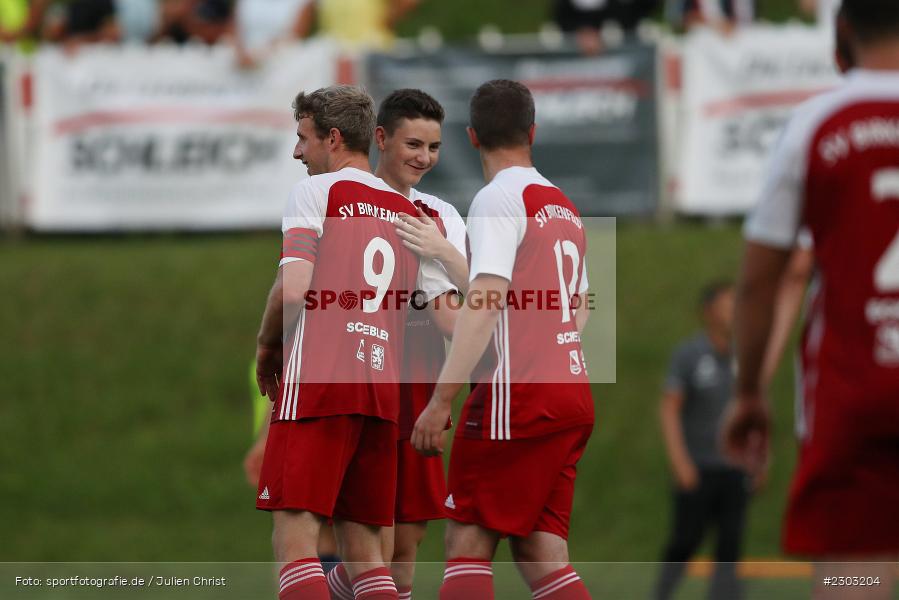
[800,0,840,30]
[654,281,750,600]
[667,0,754,33]
[153,0,231,44]
[553,0,659,55]
[114,0,158,43]
[315,0,419,50]
[232,0,314,68]
[0,0,49,44]
[42,0,121,46]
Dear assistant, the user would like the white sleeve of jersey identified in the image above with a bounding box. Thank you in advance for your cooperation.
[279,179,327,267]
[466,184,526,282]
[441,203,467,258]
[417,259,455,303]
[744,112,811,249]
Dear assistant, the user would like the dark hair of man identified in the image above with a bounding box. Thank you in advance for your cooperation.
[469,79,535,150]
[841,0,899,44]
[377,89,445,135]
[699,280,734,310]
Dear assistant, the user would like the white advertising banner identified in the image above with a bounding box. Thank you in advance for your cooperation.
[28,41,338,231]
[676,25,840,215]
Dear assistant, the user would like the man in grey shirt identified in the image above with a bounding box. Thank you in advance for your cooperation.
[653,280,750,600]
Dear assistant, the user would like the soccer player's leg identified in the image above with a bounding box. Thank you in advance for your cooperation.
[273,510,330,599]
[391,434,448,597]
[442,520,500,600]
[509,426,593,599]
[257,417,373,599]
[510,532,590,600]
[256,418,356,600]
[331,416,400,600]
[391,522,427,598]
[327,526,394,600]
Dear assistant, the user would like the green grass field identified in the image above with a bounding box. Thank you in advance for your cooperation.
[0,222,802,564]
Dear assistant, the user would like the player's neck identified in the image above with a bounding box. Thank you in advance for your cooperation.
[374,164,411,198]
[329,152,373,175]
[480,148,533,183]
[855,40,899,71]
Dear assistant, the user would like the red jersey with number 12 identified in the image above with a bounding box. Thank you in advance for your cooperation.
[461,167,594,441]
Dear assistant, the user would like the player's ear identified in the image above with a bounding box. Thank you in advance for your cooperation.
[466,126,480,149]
[527,123,537,146]
[374,126,387,151]
[328,127,341,151]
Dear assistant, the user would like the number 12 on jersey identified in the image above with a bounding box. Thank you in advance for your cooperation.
[554,239,581,324]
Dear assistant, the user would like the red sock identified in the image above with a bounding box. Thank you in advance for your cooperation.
[397,585,412,599]
[351,567,398,599]
[326,564,355,600]
[440,558,493,600]
[529,565,590,599]
[279,558,329,599]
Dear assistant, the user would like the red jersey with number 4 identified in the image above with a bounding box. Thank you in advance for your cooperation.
[745,70,899,555]
[274,167,453,423]
[460,166,594,441]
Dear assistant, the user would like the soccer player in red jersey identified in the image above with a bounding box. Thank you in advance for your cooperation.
[413,80,594,599]
[724,1,899,596]
[253,85,453,600]
[326,89,468,600]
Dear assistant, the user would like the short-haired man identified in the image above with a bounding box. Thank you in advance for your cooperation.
[414,79,594,599]
[724,0,899,596]
[254,84,452,600]
[326,89,468,600]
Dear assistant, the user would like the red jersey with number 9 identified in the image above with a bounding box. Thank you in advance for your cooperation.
[460,166,594,441]
[274,167,454,423]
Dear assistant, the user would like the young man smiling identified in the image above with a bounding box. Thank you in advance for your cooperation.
[326,89,468,600]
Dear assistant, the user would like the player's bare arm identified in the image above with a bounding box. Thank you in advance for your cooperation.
[428,291,462,339]
[723,241,791,474]
[396,207,470,295]
[412,274,510,456]
[255,260,314,401]
[760,246,814,386]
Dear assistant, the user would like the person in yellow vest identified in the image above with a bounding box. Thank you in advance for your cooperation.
[0,0,48,44]
[315,0,419,50]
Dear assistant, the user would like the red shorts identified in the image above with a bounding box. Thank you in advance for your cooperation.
[445,425,592,538]
[256,415,397,527]
[783,404,899,556]
[395,438,446,523]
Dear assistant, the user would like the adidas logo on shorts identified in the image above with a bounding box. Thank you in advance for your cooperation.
[444,494,455,510]
[259,486,270,501]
